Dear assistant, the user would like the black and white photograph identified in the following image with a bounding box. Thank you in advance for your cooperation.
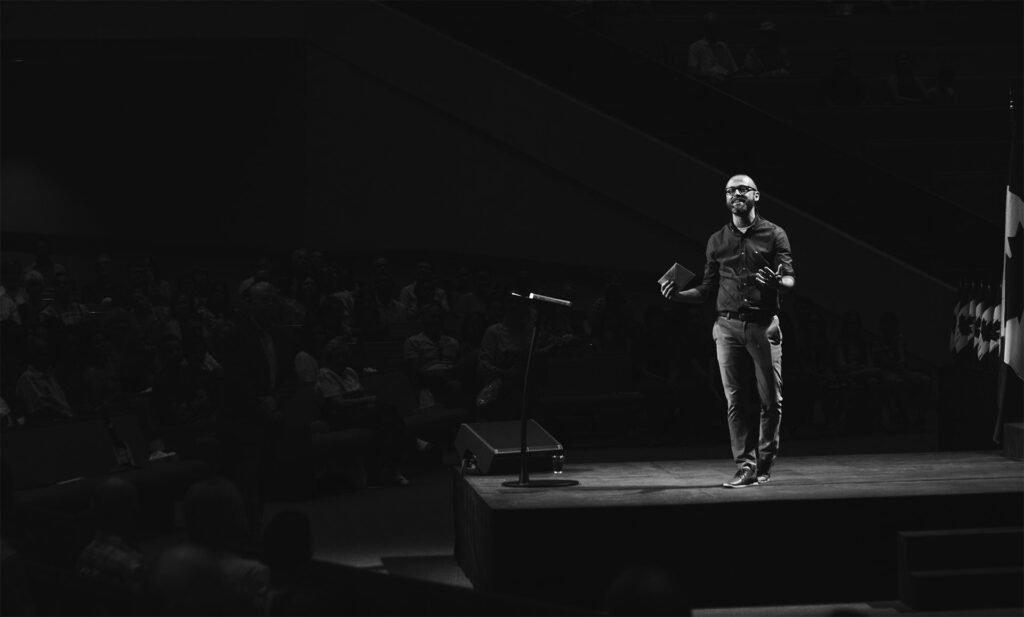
[1,1,1022,615]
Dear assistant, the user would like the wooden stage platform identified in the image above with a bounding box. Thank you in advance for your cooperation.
[453,451,1024,610]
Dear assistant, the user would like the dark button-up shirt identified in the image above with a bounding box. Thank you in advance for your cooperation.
[692,216,795,315]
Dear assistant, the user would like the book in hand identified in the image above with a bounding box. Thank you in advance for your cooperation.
[658,262,695,289]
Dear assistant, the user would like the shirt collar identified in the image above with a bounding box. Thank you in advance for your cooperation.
[729,215,762,235]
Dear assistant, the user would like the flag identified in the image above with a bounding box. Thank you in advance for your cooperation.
[973,288,990,358]
[955,286,975,354]
[994,95,1024,443]
[979,296,995,360]
[988,301,1002,359]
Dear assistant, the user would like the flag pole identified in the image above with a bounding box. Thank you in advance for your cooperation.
[993,87,1023,444]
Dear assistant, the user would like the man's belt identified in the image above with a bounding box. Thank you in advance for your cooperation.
[718,310,774,324]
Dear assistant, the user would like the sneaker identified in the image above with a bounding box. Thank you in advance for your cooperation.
[756,459,773,484]
[722,467,758,488]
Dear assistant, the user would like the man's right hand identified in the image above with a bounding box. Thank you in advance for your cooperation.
[660,280,677,300]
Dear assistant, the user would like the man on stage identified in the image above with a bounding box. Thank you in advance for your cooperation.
[660,174,795,487]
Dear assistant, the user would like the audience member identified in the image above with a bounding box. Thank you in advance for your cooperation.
[404,303,463,408]
[400,260,449,316]
[39,271,89,328]
[16,335,75,422]
[454,310,489,396]
[687,12,738,83]
[78,331,130,417]
[886,50,927,105]
[100,307,156,396]
[125,258,171,309]
[317,336,410,486]
[0,395,12,429]
[189,266,213,309]
[321,291,356,342]
[221,281,288,421]
[182,476,270,614]
[372,255,392,279]
[217,281,292,532]
[238,257,274,300]
[22,237,65,287]
[1,261,24,325]
[359,275,408,340]
[821,48,865,108]
[477,294,535,418]
[152,333,220,432]
[163,291,199,342]
[535,283,589,358]
[126,289,167,354]
[150,542,229,616]
[295,275,324,326]
[742,21,791,77]
[204,279,235,325]
[309,250,328,284]
[75,477,146,589]
[17,269,51,327]
[446,265,487,338]
[82,253,120,306]
[278,274,307,326]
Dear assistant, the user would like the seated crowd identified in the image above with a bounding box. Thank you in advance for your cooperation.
[0,242,935,459]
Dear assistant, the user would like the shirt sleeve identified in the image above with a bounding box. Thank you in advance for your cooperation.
[316,369,342,399]
[774,227,796,280]
[691,236,721,303]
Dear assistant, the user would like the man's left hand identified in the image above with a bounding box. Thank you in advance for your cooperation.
[754,266,782,289]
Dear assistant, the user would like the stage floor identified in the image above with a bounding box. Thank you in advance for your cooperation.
[461,450,1024,508]
[454,450,1024,609]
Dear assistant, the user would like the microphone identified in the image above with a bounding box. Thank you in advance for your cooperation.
[510,291,573,308]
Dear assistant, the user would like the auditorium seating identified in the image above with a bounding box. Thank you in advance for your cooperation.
[2,414,211,535]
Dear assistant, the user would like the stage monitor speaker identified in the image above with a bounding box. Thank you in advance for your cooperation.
[454,420,563,475]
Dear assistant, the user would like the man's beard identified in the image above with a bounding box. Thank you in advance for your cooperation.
[729,199,752,216]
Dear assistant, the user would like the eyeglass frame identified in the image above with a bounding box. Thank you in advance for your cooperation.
[725,186,757,196]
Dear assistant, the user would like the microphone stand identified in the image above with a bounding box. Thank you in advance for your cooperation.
[502,293,579,488]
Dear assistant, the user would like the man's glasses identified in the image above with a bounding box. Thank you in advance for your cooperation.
[725,186,757,196]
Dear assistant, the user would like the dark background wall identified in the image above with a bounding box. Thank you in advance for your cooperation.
[2,38,306,250]
[303,44,700,272]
